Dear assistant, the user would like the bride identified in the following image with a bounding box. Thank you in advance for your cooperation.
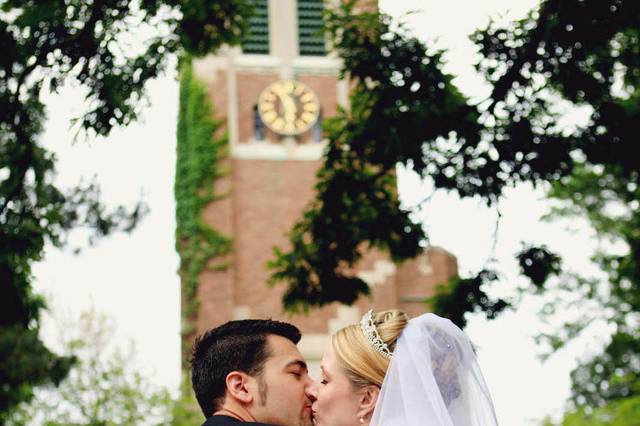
[310,310,498,426]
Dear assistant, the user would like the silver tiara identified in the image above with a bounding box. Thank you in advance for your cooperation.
[360,310,393,359]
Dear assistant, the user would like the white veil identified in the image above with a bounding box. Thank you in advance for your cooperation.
[370,313,498,426]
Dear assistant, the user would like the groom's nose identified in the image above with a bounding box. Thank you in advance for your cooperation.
[305,377,318,402]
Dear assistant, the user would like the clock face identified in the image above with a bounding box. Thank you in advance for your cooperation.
[258,80,320,136]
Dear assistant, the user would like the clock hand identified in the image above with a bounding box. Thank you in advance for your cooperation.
[272,86,297,124]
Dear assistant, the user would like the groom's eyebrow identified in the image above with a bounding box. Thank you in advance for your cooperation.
[286,359,308,371]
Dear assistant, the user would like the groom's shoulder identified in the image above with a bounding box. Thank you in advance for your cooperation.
[201,415,276,426]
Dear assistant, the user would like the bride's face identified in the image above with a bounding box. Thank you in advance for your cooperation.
[311,343,364,426]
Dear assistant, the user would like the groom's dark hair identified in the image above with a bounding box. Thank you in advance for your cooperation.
[191,319,301,417]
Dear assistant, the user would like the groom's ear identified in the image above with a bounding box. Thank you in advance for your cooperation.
[356,385,380,419]
[225,371,255,404]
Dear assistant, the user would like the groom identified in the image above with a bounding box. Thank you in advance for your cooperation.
[191,319,316,426]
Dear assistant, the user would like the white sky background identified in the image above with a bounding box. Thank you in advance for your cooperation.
[33,71,182,393]
[31,1,609,424]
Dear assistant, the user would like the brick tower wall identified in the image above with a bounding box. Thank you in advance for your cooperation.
[185,0,459,365]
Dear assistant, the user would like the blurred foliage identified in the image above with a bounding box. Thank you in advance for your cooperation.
[174,57,230,366]
[429,270,509,328]
[0,325,75,424]
[0,0,253,417]
[474,0,640,409]
[542,162,640,407]
[542,395,640,426]
[516,244,562,290]
[569,332,640,408]
[5,310,172,425]
[170,377,203,426]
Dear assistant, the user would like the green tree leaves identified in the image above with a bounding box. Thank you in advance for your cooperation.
[1,0,252,416]
[269,1,483,311]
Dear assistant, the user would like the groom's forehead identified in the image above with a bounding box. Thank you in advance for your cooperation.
[266,334,307,367]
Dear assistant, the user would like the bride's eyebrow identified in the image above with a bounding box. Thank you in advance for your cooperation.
[320,365,329,378]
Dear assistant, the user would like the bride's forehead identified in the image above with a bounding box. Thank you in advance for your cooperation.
[321,341,336,359]
[320,343,340,370]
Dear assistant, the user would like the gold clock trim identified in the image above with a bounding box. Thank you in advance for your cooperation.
[257,80,321,136]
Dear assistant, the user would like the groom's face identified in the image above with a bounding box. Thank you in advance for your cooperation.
[251,334,315,426]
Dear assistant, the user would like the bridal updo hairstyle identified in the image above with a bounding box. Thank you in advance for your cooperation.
[334,309,463,406]
[332,309,409,387]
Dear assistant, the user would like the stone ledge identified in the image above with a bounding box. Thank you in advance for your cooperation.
[230,141,327,161]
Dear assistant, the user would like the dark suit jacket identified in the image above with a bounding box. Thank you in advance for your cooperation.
[201,415,275,426]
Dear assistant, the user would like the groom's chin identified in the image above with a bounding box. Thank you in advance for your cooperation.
[303,406,315,426]
[295,404,313,426]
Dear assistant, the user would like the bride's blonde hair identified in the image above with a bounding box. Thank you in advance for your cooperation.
[332,309,409,387]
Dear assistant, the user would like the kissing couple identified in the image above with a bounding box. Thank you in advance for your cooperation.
[191,309,499,426]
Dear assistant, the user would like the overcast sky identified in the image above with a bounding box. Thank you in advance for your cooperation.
[32,1,607,425]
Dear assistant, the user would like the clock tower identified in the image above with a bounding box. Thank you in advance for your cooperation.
[185,0,458,368]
